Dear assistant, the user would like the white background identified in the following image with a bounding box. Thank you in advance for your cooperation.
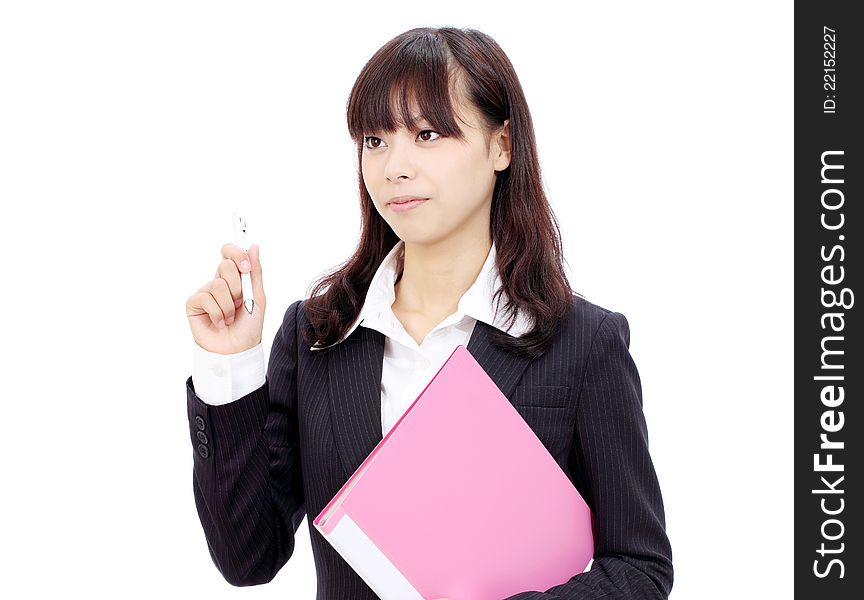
[0,1,792,598]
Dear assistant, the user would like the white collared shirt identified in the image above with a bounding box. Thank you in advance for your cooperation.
[192,239,532,436]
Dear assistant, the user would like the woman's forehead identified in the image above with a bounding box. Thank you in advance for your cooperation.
[349,65,476,142]
[388,85,477,130]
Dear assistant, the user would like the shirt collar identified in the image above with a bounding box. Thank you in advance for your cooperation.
[310,239,532,351]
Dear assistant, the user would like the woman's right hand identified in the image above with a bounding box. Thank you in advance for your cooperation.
[186,243,266,355]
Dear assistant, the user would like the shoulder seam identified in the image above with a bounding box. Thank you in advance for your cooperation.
[573,311,617,416]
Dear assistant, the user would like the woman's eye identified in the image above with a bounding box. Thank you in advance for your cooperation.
[363,136,383,150]
[417,129,441,142]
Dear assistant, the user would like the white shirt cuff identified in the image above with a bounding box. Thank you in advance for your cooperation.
[191,342,266,405]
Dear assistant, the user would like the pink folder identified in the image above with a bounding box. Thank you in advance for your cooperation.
[313,345,594,599]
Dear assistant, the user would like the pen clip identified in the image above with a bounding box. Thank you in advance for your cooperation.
[233,212,248,249]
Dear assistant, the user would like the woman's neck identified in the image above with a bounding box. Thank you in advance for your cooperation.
[393,234,492,317]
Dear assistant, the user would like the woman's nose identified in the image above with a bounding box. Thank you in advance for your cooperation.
[384,138,416,182]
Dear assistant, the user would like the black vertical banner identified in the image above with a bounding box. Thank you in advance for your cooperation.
[795,2,862,598]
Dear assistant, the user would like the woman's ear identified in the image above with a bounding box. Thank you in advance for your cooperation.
[492,119,511,172]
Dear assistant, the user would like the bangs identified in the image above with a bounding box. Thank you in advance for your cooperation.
[346,32,469,144]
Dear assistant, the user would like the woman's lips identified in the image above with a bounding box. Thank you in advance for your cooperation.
[389,198,429,213]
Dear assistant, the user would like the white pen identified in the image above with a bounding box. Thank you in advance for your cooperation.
[232,212,255,314]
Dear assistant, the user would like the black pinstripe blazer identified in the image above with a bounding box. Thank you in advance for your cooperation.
[185,295,673,599]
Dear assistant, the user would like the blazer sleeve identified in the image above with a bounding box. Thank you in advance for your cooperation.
[504,311,674,599]
[185,299,306,586]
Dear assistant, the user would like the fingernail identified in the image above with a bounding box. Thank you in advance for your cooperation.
[218,319,225,328]
[241,260,251,272]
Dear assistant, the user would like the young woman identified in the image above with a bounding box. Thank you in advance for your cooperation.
[185,26,673,600]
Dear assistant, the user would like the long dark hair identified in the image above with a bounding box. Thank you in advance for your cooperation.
[302,26,581,359]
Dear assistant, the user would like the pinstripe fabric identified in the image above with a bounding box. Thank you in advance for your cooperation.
[185,295,673,599]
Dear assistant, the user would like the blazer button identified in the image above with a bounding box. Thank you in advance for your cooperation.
[195,415,206,431]
[196,431,208,445]
[197,443,209,459]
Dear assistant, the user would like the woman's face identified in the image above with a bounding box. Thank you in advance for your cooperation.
[361,91,510,246]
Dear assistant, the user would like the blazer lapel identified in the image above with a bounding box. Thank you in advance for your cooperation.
[328,319,534,483]
[328,326,385,484]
